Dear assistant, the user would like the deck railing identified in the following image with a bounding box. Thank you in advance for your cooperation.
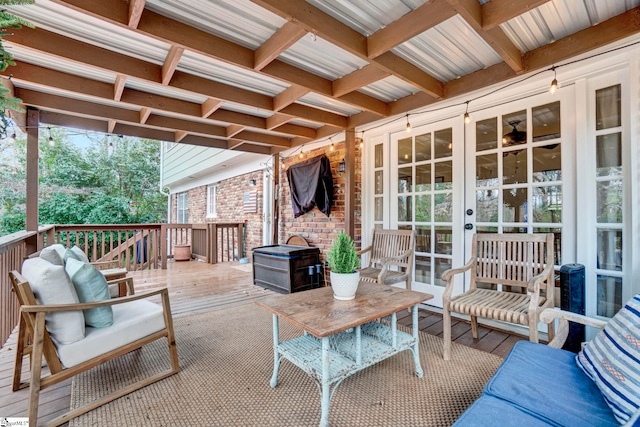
[0,221,245,347]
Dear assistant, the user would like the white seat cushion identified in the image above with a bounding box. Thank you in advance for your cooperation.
[21,257,85,345]
[56,299,165,368]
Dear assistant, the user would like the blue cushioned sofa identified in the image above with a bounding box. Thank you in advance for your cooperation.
[453,307,640,427]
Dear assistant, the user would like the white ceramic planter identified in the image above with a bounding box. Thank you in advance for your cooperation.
[330,270,360,300]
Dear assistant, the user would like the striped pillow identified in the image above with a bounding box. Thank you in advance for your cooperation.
[576,294,640,424]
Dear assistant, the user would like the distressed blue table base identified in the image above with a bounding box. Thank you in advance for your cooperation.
[269,306,423,426]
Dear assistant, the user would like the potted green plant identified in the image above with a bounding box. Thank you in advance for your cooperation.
[327,231,361,300]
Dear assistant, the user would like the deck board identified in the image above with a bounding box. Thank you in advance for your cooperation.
[0,260,528,422]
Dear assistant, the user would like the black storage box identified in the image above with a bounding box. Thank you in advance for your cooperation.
[253,245,321,294]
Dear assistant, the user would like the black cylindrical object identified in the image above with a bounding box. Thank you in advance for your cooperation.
[559,263,585,353]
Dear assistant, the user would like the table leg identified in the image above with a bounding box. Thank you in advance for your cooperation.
[270,314,281,388]
[411,305,424,378]
[320,336,330,427]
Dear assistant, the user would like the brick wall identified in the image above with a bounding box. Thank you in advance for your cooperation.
[279,140,362,262]
[170,170,264,255]
[170,139,362,263]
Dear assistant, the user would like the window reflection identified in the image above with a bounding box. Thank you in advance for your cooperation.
[533,144,561,182]
[434,193,452,222]
[503,150,527,185]
[476,190,498,222]
[416,164,431,191]
[374,143,383,168]
[398,137,412,164]
[415,133,431,162]
[476,153,498,187]
[397,195,412,222]
[398,167,412,193]
[434,161,452,190]
[596,133,622,177]
[415,255,431,284]
[434,128,452,159]
[596,180,623,223]
[375,170,383,194]
[532,185,562,223]
[597,275,622,317]
[596,85,621,130]
[415,226,431,253]
[532,102,561,141]
[415,195,431,222]
[476,118,497,151]
[374,197,383,221]
[503,188,528,222]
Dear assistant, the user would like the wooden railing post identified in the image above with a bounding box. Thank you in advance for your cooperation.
[238,222,244,260]
[161,224,168,269]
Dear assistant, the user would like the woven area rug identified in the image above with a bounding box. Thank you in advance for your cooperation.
[70,305,503,427]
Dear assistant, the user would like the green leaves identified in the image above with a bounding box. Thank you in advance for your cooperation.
[327,231,360,274]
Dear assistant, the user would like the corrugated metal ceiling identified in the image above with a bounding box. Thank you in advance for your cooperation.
[1,0,639,153]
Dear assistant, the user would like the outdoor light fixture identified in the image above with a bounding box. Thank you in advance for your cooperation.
[464,101,471,124]
[405,114,411,133]
[249,179,256,186]
[502,120,526,146]
[549,66,558,94]
[338,159,345,173]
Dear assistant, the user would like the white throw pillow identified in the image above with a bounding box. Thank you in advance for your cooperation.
[65,258,113,328]
[20,257,85,345]
[40,244,65,266]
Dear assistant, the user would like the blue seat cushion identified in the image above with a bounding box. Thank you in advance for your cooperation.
[452,395,553,427]
[484,341,617,427]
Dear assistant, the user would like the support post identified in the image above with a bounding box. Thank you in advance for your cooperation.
[345,129,356,239]
[272,154,280,245]
[25,108,39,253]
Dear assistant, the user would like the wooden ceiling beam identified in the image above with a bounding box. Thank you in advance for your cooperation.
[162,45,184,85]
[226,125,244,138]
[128,0,146,29]
[55,0,383,114]
[524,7,640,71]
[175,130,188,143]
[113,74,126,101]
[107,119,117,134]
[273,85,310,111]
[234,130,291,148]
[201,98,223,118]
[447,0,523,73]
[367,0,455,59]
[279,104,347,128]
[333,65,389,97]
[7,27,349,127]
[482,0,551,30]
[139,107,152,124]
[251,0,444,98]
[266,113,292,130]
[254,22,306,71]
[273,123,316,139]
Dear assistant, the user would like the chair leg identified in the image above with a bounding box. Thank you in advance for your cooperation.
[13,315,27,391]
[443,305,452,361]
[470,315,478,339]
[28,313,46,427]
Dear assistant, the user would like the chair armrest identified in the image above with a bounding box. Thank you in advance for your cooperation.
[539,308,608,348]
[91,260,122,270]
[357,245,372,256]
[21,288,167,313]
[526,263,555,294]
[375,249,414,279]
[107,276,135,296]
[441,258,474,283]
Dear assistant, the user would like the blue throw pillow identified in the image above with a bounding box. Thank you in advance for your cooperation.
[576,294,640,424]
[65,258,113,328]
[64,246,90,264]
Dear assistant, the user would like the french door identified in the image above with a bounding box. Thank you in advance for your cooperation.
[464,91,575,277]
[388,118,465,306]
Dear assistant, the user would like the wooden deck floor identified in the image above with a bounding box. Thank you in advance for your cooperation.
[0,260,525,424]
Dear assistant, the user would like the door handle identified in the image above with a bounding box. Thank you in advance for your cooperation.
[464,223,474,230]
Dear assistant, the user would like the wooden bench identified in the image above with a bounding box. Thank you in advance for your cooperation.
[441,233,555,360]
[358,229,415,290]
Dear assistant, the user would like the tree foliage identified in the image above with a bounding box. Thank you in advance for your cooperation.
[0,128,167,235]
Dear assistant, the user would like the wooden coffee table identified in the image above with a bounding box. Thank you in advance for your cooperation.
[256,282,434,426]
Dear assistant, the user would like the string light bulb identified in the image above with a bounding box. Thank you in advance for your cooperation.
[329,138,334,151]
[549,66,558,94]
[405,114,411,133]
[47,128,54,146]
[299,148,304,159]
[464,101,471,124]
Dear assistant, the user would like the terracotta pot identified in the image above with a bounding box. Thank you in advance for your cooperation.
[174,245,191,261]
